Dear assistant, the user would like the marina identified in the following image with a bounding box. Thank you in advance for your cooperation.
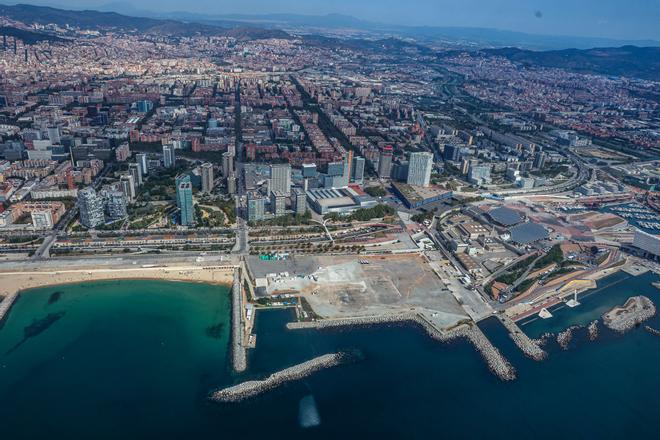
[602,202,660,232]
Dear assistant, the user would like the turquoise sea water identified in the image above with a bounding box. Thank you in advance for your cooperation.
[0,274,659,439]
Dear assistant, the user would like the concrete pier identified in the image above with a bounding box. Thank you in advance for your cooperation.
[287,313,516,381]
[497,314,547,361]
[231,269,247,373]
[0,291,19,323]
[210,352,351,402]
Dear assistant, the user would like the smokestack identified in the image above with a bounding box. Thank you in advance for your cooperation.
[24,48,28,63]
[13,38,17,55]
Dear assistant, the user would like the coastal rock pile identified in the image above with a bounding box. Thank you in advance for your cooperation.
[602,296,656,333]
[644,326,660,337]
[210,352,352,403]
[556,326,581,350]
[532,333,553,348]
[288,313,517,381]
[588,320,600,341]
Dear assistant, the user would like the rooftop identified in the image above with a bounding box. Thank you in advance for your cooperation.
[509,222,548,244]
[488,206,524,226]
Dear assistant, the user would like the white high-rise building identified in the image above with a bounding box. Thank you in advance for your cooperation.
[407,152,433,187]
[128,162,142,186]
[268,163,291,196]
[201,162,214,193]
[162,144,176,169]
[120,174,136,201]
[78,187,105,228]
[135,153,149,176]
[351,156,365,184]
[222,152,234,178]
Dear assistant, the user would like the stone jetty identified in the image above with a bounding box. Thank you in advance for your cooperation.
[602,296,656,333]
[498,315,547,361]
[210,352,351,403]
[0,291,19,323]
[231,270,247,373]
[288,313,516,381]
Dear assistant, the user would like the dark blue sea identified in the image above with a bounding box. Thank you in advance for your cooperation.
[0,273,659,439]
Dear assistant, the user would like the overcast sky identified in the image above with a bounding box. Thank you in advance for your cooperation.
[10,0,660,40]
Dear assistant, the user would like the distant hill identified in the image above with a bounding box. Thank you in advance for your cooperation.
[480,46,660,81]
[0,4,162,31]
[0,3,291,40]
[0,25,65,44]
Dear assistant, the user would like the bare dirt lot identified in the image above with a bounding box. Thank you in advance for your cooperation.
[248,254,469,329]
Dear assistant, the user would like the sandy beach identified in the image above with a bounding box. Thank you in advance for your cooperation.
[0,263,237,299]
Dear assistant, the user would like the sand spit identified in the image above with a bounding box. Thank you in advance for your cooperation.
[602,296,656,333]
[287,314,516,381]
[210,352,353,403]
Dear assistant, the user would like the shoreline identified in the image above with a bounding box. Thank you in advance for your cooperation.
[0,264,236,294]
[0,264,237,323]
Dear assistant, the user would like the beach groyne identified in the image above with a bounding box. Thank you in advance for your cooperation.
[287,313,516,381]
[0,291,19,324]
[231,270,247,373]
[210,352,352,403]
[497,314,547,361]
[602,296,656,333]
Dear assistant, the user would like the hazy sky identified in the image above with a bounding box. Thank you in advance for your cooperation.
[10,0,660,40]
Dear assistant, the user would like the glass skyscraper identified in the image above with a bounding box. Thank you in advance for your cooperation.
[176,174,194,226]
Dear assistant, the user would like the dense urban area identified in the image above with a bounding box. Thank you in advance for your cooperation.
[0,3,659,387]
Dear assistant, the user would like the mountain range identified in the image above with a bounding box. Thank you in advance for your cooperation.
[0,3,658,81]
[0,3,289,40]
[93,3,660,51]
[479,46,660,81]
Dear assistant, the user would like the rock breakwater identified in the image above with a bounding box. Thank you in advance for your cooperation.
[210,352,354,403]
[498,315,547,361]
[602,296,656,333]
[231,271,246,373]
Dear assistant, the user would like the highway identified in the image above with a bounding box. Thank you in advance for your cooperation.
[232,80,249,256]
